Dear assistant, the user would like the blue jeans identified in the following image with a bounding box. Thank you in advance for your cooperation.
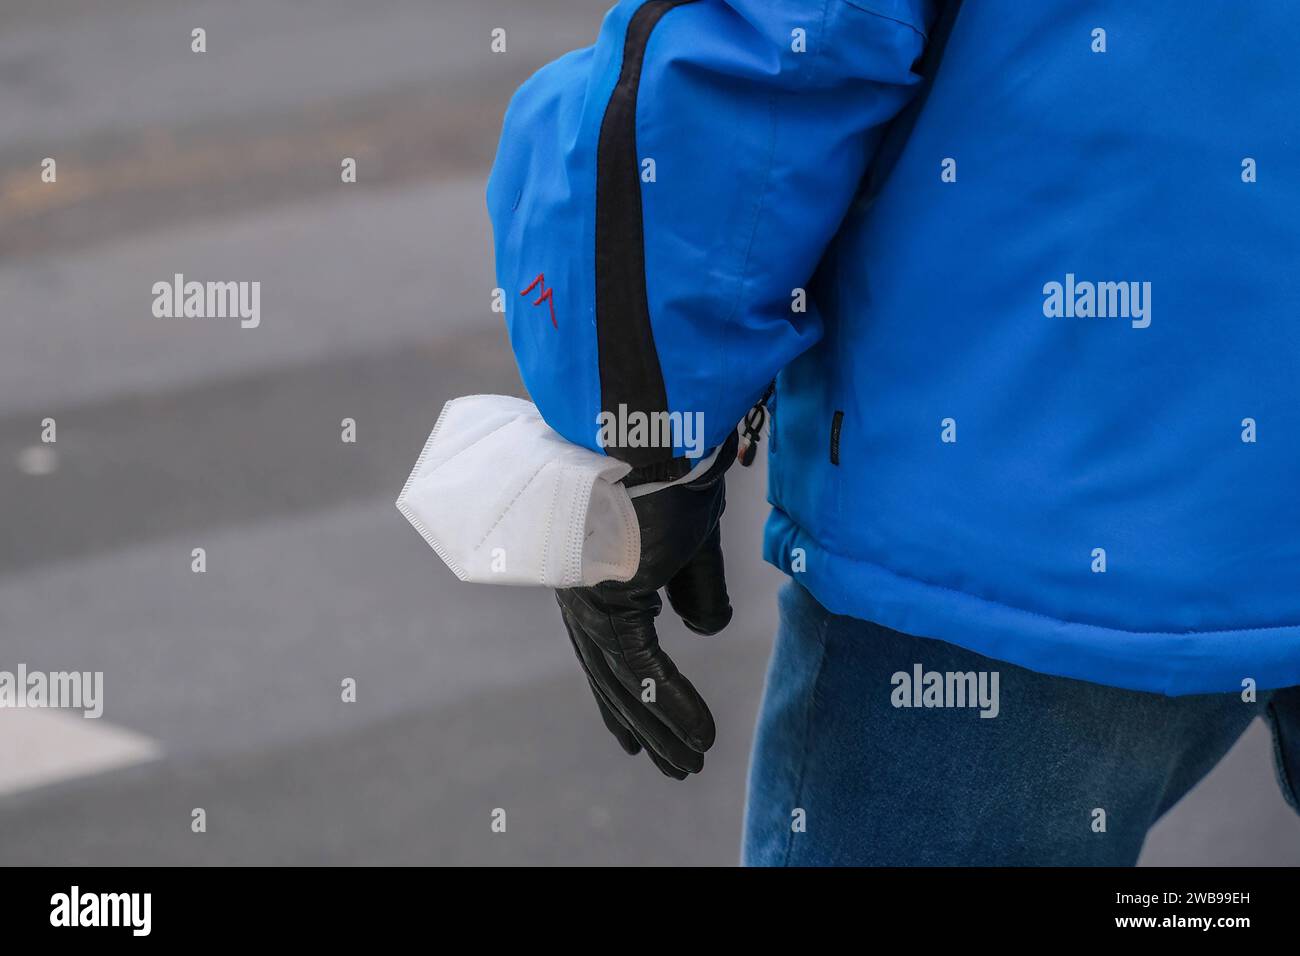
[743,581,1300,866]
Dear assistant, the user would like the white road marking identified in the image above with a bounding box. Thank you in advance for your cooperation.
[0,708,160,797]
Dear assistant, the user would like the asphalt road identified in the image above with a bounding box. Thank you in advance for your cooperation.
[1,0,1297,866]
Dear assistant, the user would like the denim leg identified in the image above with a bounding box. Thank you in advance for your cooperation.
[742,580,832,866]
[743,579,1272,866]
[1265,685,1300,813]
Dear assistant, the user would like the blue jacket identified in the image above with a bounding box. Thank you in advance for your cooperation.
[487,0,1300,695]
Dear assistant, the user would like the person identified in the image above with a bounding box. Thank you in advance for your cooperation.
[483,0,1300,864]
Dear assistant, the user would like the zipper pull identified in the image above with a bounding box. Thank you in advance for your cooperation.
[736,381,775,467]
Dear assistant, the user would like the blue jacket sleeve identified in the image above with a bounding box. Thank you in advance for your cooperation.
[487,0,932,466]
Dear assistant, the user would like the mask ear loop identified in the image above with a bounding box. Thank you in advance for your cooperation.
[625,442,722,499]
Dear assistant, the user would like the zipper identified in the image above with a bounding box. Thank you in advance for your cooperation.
[737,380,776,467]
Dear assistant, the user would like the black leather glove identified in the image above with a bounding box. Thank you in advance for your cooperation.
[556,431,738,780]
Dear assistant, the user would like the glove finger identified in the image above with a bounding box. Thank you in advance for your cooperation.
[581,633,706,774]
[561,611,641,756]
[603,612,717,753]
[640,741,691,780]
[564,591,717,754]
[665,520,732,636]
[585,675,689,780]
[586,677,641,756]
[561,604,706,774]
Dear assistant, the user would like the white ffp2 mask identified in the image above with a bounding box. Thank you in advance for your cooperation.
[396,395,640,587]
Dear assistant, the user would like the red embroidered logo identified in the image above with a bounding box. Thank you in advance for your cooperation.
[521,273,557,328]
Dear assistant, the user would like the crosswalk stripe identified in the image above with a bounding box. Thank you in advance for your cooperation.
[0,708,160,798]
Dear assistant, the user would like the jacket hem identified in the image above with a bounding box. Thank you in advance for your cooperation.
[763,507,1300,696]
